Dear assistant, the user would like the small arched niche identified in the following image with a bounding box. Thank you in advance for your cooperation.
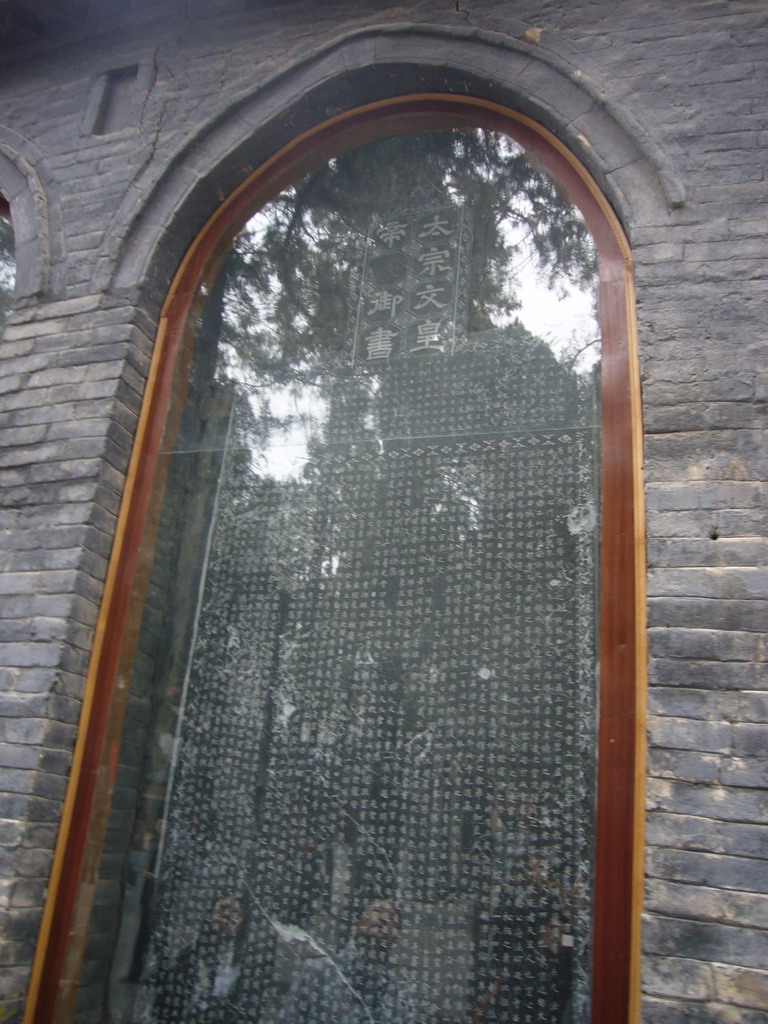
[31,97,644,1024]
[0,195,16,332]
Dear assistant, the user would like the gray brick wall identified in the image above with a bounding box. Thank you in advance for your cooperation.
[0,1,765,1020]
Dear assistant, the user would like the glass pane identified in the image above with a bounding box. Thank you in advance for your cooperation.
[84,130,600,1024]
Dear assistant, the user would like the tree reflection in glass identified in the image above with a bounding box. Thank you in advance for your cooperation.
[100,130,601,1024]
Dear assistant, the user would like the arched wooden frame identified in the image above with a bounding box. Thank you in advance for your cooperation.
[26,95,646,1024]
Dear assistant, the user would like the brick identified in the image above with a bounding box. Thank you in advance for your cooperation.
[22,795,66,824]
[646,812,768,858]
[0,820,23,850]
[739,692,768,724]
[8,878,46,908]
[0,745,40,770]
[0,644,66,670]
[648,715,731,753]
[0,719,48,745]
[651,847,768,897]
[648,779,768,823]
[4,667,60,698]
[645,401,762,432]
[649,658,768,690]
[648,686,738,720]
[38,748,75,776]
[648,629,766,662]
[0,570,80,598]
[648,748,720,784]
[648,598,768,635]
[0,769,34,794]
[0,907,44,944]
[642,954,714,1000]
[649,537,768,568]
[648,568,768,601]
[720,757,768,789]
[644,915,768,970]
[645,481,765,511]
[731,723,768,758]
[646,880,768,929]
[647,509,768,540]
[20,825,59,851]
[712,965,768,1011]
[13,848,53,879]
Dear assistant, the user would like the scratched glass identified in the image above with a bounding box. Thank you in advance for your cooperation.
[79,130,600,1024]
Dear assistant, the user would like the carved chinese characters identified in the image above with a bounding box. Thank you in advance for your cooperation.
[352,191,471,363]
[108,131,600,1024]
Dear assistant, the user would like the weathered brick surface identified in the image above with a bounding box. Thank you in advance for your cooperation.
[0,0,765,1020]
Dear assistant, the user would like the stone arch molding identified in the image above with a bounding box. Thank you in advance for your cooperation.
[103,23,686,308]
[0,125,59,303]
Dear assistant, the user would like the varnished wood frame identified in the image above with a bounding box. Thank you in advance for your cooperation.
[25,95,646,1024]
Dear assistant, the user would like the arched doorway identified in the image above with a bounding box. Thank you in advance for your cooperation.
[29,97,644,1024]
